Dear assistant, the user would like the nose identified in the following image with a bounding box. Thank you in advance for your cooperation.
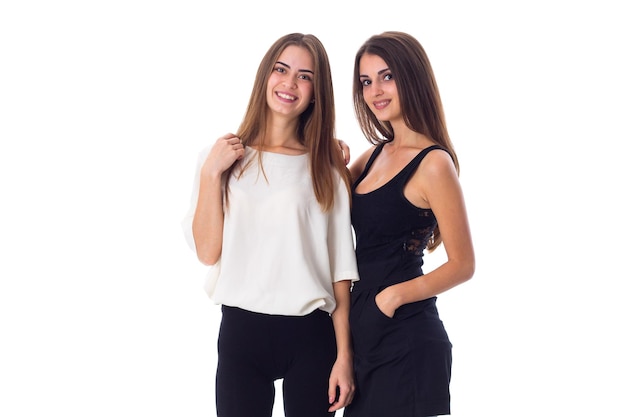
[366,80,383,97]
[372,81,383,96]
[284,75,298,89]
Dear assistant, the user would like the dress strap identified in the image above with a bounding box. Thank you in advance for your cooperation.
[395,145,447,184]
[361,145,384,178]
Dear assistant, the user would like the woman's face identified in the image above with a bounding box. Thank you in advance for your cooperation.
[358,53,402,123]
[266,45,315,119]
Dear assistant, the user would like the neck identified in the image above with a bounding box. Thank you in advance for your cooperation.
[252,118,305,152]
[389,127,433,149]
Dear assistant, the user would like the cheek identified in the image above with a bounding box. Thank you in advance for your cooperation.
[301,84,314,102]
[362,91,375,107]
[266,79,279,100]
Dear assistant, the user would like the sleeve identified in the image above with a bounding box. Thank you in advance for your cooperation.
[181,146,211,253]
[327,174,360,283]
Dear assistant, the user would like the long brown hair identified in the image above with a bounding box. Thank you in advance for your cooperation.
[353,31,459,250]
[225,33,349,211]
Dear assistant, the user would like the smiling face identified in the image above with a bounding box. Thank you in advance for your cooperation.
[358,53,403,124]
[266,45,315,120]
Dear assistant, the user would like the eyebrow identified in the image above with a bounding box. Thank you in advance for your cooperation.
[276,60,314,75]
[359,67,390,78]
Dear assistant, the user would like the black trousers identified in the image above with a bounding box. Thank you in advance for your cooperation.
[216,305,337,417]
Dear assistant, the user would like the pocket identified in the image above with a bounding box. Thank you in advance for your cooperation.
[370,293,395,322]
[393,296,435,321]
[351,291,411,359]
[351,292,394,353]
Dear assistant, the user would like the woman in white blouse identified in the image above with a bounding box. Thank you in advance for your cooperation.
[182,33,359,416]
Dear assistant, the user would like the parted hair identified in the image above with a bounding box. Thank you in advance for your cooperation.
[353,31,460,250]
[226,33,349,211]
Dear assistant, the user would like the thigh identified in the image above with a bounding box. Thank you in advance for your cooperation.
[282,310,337,417]
[216,306,276,417]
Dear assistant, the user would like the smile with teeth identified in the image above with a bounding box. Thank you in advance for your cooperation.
[373,100,390,109]
[277,92,297,101]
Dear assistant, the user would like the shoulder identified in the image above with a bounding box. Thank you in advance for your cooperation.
[192,145,213,166]
[420,148,456,177]
[414,148,462,201]
[196,136,226,159]
[349,145,377,179]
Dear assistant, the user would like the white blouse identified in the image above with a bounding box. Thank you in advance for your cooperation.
[182,146,359,316]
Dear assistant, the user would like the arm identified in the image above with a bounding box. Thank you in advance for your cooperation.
[347,145,376,182]
[375,150,475,316]
[191,134,245,265]
[328,279,355,412]
[326,174,358,411]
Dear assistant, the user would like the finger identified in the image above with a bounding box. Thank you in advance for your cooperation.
[328,386,352,412]
[336,139,350,165]
[345,389,355,405]
[226,136,241,145]
[329,397,346,412]
[220,132,237,138]
[328,382,338,405]
[341,383,355,406]
[333,387,349,409]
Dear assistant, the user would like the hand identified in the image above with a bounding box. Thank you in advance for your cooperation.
[327,357,355,412]
[201,133,245,178]
[337,139,351,165]
[375,288,399,318]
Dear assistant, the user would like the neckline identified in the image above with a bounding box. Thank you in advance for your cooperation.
[353,144,441,196]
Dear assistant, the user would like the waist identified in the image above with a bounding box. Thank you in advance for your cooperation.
[351,274,422,294]
[352,263,423,293]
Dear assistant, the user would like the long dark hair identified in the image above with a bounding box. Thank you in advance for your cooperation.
[353,31,459,250]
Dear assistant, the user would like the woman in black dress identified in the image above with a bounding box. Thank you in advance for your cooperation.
[345,31,475,417]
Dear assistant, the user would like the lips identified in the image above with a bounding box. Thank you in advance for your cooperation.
[373,99,390,110]
[276,92,297,101]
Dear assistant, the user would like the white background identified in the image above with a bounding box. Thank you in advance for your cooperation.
[1,1,624,416]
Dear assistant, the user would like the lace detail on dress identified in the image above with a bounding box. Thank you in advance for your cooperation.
[403,226,435,255]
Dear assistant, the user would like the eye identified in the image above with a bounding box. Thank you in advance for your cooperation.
[298,73,312,81]
[361,79,371,87]
[274,66,286,73]
[383,72,393,81]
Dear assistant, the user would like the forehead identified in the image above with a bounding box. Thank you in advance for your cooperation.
[359,53,388,73]
[276,45,314,69]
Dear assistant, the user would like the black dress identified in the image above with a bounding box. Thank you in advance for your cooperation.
[345,144,452,417]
